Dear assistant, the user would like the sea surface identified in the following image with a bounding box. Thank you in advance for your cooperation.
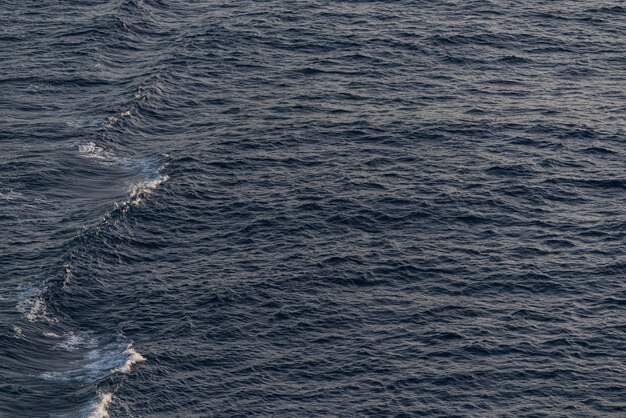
[2,0,626,416]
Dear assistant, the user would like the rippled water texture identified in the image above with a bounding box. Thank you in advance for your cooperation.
[2,0,626,416]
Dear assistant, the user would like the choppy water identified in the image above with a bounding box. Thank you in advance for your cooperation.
[2,0,626,416]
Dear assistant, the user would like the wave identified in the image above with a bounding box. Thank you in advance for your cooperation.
[57,392,113,418]
[116,345,146,373]
[62,263,72,288]
[126,172,169,207]
[88,393,113,418]
[0,189,23,200]
[66,119,106,129]
[41,342,145,382]
[14,281,145,416]
[80,347,144,418]
[56,331,98,352]
[76,142,170,208]
[16,281,56,323]
[78,142,123,165]
[13,93,164,416]
[12,325,24,339]
[104,110,133,128]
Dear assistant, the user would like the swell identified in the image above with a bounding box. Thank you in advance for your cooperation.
[55,106,168,415]
[4,2,176,416]
[9,124,168,417]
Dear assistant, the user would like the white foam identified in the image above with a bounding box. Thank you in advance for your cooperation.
[105,116,118,128]
[54,392,113,418]
[60,334,84,351]
[126,174,169,206]
[41,342,143,418]
[57,332,98,352]
[88,393,113,418]
[62,264,72,288]
[12,325,23,339]
[83,349,123,377]
[16,282,56,323]
[40,342,144,382]
[78,142,120,165]
[116,345,145,373]
[41,371,70,381]
[78,144,170,209]
[88,110,129,130]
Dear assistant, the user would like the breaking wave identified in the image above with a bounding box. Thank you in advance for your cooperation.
[126,172,169,207]
[41,342,145,382]
[87,392,113,418]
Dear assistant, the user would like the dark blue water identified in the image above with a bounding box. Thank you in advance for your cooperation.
[2,0,626,416]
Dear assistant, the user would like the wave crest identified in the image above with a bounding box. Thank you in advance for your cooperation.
[88,392,113,418]
[116,345,146,373]
[127,173,169,207]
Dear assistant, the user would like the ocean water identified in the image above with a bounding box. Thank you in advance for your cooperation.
[2,0,626,416]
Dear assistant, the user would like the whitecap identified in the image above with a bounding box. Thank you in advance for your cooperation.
[105,116,118,128]
[116,345,145,373]
[40,342,145,382]
[127,174,169,207]
[51,392,113,418]
[62,264,72,288]
[88,392,113,418]
[12,325,23,339]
